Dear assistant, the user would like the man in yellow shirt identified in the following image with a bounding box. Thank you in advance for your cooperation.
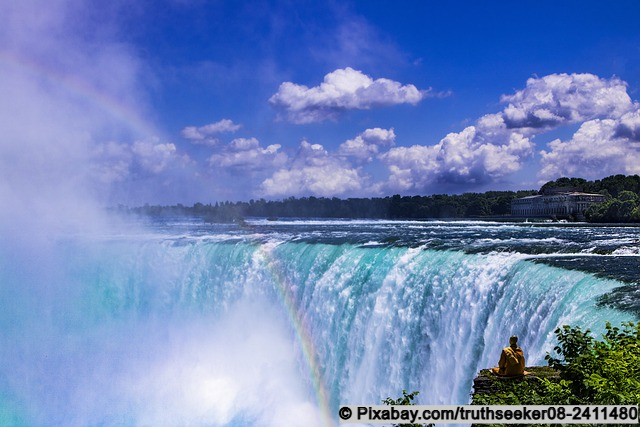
[491,335,527,377]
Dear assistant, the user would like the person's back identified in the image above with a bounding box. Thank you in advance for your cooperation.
[491,335,527,377]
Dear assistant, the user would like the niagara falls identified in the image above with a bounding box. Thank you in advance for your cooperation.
[3,1,640,426]
[1,217,636,425]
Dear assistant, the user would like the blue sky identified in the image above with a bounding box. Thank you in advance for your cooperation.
[2,0,640,206]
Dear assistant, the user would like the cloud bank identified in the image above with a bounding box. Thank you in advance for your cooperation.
[200,72,640,199]
[379,73,639,193]
[539,111,640,181]
[208,137,287,171]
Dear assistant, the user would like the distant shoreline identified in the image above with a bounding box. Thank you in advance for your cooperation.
[116,174,640,224]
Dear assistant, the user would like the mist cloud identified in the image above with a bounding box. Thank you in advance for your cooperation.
[0,0,160,236]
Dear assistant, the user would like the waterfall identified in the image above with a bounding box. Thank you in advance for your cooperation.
[0,235,630,426]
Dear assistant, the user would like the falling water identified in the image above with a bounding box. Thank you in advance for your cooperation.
[0,219,635,426]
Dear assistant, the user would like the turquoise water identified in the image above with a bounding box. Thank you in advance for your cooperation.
[0,218,637,426]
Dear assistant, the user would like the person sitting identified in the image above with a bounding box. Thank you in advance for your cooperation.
[490,335,528,377]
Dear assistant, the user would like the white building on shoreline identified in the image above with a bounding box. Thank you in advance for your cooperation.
[511,187,606,219]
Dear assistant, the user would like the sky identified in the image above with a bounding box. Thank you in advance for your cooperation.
[2,0,640,207]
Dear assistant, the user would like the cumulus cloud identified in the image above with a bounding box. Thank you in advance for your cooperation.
[181,119,241,145]
[376,73,640,193]
[380,122,534,192]
[269,67,429,123]
[614,108,640,141]
[338,127,395,163]
[261,140,366,197]
[501,73,633,130]
[209,137,287,171]
[539,110,640,181]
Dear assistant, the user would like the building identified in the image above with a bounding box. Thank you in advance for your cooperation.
[511,188,606,219]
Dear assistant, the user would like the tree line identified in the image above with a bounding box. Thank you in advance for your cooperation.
[541,174,640,222]
[128,190,536,221]
[125,174,640,222]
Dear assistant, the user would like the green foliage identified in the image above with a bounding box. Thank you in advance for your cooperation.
[540,177,588,193]
[472,375,574,406]
[541,175,640,222]
[382,390,433,427]
[382,389,421,407]
[586,196,640,222]
[546,321,640,404]
[125,190,538,221]
[472,322,640,427]
[476,322,640,405]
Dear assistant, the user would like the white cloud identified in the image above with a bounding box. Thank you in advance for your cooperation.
[132,140,183,174]
[614,108,640,141]
[269,68,428,123]
[380,118,534,192]
[209,138,287,171]
[539,111,640,181]
[181,119,241,145]
[378,145,440,191]
[377,73,639,193]
[229,137,260,151]
[261,140,366,197]
[338,127,395,162]
[90,139,193,184]
[89,141,134,184]
[501,73,633,130]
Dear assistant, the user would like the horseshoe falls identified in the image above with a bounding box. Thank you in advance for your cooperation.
[0,218,637,426]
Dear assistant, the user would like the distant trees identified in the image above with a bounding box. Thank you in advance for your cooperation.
[127,190,536,222]
[540,174,640,198]
[586,190,640,223]
[541,174,640,223]
[386,191,536,219]
[124,174,640,223]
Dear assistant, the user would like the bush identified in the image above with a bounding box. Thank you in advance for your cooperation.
[472,322,640,426]
[545,321,640,404]
[382,390,433,427]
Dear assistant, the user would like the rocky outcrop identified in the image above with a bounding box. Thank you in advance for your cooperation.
[472,366,560,397]
[470,367,560,427]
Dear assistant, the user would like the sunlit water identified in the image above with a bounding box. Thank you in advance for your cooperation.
[0,218,638,426]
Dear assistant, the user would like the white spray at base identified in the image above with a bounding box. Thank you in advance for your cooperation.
[0,236,631,426]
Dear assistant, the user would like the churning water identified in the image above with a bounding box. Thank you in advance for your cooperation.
[0,218,637,426]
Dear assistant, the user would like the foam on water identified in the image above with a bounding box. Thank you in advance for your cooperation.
[0,221,636,426]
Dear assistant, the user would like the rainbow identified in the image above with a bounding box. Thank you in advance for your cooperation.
[255,243,334,427]
[0,49,160,139]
